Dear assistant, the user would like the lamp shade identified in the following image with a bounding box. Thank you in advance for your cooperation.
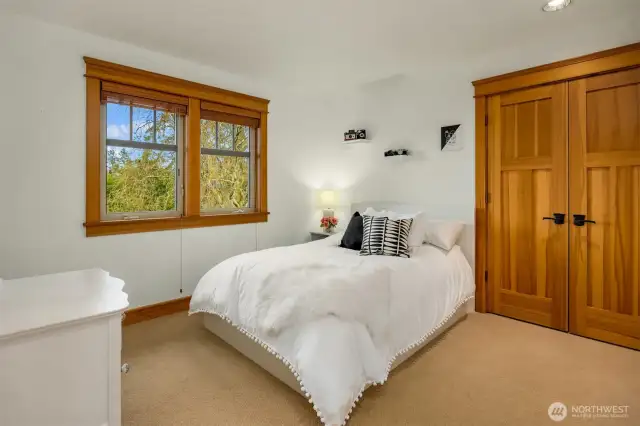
[318,190,338,207]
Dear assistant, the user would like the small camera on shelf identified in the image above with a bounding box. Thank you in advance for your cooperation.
[344,130,357,141]
[344,129,367,142]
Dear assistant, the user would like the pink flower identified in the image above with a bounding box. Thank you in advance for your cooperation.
[320,216,338,229]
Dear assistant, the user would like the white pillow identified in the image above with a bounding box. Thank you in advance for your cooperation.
[362,207,388,217]
[392,211,427,247]
[362,208,426,247]
[425,220,465,251]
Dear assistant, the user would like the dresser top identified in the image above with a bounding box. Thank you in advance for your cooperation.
[0,269,129,339]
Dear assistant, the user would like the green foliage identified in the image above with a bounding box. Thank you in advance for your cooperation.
[200,155,249,210]
[106,148,176,213]
[200,120,250,210]
[106,106,250,214]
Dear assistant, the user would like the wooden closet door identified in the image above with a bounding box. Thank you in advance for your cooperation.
[488,84,568,330]
[569,68,640,350]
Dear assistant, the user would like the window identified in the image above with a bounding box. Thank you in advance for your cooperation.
[84,58,269,237]
[102,93,185,219]
[200,106,258,213]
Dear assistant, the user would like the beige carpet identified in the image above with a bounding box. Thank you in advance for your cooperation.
[122,312,639,426]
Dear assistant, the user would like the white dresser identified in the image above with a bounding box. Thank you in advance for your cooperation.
[0,269,129,426]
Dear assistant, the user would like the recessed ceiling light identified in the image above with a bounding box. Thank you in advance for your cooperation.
[543,0,571,12]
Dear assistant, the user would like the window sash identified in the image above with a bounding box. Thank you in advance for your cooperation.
[100,104,184,220]
[107,139,178,152]
[200,125,256,213]
[200,148,249,158]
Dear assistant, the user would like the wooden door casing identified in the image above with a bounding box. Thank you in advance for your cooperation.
[569,67,640,350]
[488,84,568,330]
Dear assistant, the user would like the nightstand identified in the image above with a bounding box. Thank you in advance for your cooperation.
[310,231,332,241]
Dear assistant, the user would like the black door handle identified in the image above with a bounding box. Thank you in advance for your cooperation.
[543,213,565,225]
[573,214,596,227]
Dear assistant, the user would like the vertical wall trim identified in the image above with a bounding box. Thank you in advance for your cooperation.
[474,96,488,313]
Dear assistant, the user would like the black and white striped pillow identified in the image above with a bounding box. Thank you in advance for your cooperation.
[360,215,413,258]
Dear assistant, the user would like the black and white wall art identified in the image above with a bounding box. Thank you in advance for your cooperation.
[441,124,462,151]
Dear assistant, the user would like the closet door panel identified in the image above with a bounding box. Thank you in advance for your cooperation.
[488,84,568,330]
[569,68,640,350]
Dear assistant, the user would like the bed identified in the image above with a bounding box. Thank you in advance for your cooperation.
[189,203,475,426]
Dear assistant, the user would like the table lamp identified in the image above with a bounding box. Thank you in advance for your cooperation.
[318,190,338,218]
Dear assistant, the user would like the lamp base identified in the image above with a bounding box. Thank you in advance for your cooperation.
[322,208,334,218]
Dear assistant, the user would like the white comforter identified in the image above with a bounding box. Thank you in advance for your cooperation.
[189,233,474,425]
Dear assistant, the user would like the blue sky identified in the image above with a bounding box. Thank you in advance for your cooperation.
[106,103,179,168]
[106,103,175,144]
[106,103,130,140]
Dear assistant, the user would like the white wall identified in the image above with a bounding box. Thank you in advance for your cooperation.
[0,14,317,306]
[271,75,476,225]
[1,12,636,307]
[294,35,640,226]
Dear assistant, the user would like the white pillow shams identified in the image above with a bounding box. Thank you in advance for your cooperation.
[362,207,388,217]
[394,212,427,247]
[425,220,464,251]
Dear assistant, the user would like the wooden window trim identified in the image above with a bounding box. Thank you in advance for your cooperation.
[258,111,268,214]
[101,91,188,114]
[84,57,269,112]
[84,58,270,237]
[86,77,102,225]
[184,98,202,218]
[102,81,189,107]
[200,109,260,128]
[201,100,261,118]
[85,213,269,237]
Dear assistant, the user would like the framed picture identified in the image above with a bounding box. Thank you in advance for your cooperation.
[441,124,462,151]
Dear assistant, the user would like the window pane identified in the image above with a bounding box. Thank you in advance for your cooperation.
[200,119,217,149]
[200,120,251,152]
[217,122,233,150]
[106,103,130,140]
[106,147,177,213]
[132,107,154,143]
[200,155,249,210]
[155,111,176,145]
[234,125,250,152]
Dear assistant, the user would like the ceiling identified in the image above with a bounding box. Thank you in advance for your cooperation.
[1,0,639,91]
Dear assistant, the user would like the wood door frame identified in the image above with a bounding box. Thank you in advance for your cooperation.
[472,42,640,313]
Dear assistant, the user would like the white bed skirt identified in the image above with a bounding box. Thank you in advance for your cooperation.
[202,298,474,396]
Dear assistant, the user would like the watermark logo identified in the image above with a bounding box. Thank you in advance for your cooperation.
[549,402,568,422]
[548,402,630,421]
